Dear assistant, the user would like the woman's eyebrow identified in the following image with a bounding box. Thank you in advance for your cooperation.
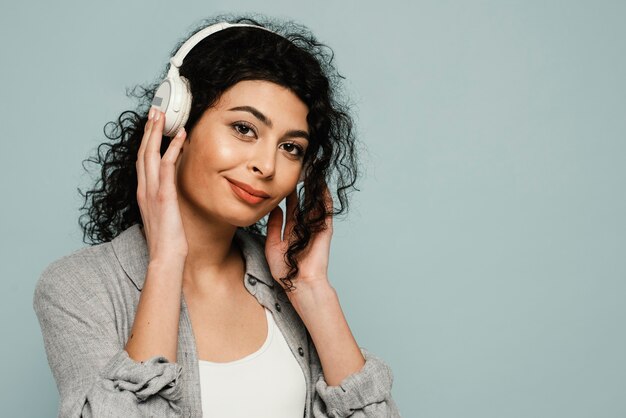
[228,106,273,127]
[228,105,310,141]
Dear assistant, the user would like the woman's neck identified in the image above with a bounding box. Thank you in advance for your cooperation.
[179,204,244,296]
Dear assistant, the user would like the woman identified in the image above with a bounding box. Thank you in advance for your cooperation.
[33,15,400,417]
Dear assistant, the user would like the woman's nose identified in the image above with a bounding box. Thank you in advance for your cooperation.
[248,144,276,179]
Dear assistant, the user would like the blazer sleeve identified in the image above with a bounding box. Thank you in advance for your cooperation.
[33,259,183,418]
[308,335,402,417]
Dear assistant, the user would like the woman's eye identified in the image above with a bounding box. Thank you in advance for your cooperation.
[281,142,305,158]
[232,122,256,138]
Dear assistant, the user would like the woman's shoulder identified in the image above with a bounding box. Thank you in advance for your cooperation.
[34,225,144,304]
[38,241,113,285]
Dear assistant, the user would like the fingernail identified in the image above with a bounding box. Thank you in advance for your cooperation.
[154,111,161,121]
[148,108,155,120]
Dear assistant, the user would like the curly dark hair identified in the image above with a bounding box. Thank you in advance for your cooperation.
[79,14,359,292]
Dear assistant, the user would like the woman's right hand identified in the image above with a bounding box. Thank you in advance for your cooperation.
[136,108,188,262]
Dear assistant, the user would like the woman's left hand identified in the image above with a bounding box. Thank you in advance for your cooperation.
[265,185,333,299]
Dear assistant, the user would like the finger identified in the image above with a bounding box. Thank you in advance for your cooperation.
[138,107,156,158]
[266,205,284,248]
[283,189,298,242]
[161,128,186,161]
[136,108,156,199]
[322,183,334,230]
[159,128,186,188]
[145,110,165,197]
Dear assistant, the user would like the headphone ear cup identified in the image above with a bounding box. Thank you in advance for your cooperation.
[173,76,192,137]
[161,76,191,137]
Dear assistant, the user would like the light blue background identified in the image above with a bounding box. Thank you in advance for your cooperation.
[1,1,625,417]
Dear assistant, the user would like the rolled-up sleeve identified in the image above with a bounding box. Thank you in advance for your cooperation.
[310,344,402,417]
[33,261,183,417]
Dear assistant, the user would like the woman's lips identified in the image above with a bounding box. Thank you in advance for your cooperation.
[227,180,268,205]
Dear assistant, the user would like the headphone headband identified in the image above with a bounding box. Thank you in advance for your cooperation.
[169,22,275,70]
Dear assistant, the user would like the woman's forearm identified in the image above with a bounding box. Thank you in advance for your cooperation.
[290,280,365,386]
[125,259,185,363]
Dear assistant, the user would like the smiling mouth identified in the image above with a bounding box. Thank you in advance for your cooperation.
[227,180,269,205]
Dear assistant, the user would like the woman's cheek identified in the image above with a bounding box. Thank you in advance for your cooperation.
[210,135,247,163]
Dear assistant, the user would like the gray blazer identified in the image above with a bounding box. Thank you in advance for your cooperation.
[33,224,400,417]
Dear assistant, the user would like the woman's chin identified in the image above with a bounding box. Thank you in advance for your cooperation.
[222,211,270,229]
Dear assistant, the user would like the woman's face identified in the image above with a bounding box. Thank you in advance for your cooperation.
[175,80,310,227]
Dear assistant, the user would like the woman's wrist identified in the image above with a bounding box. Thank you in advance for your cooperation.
[288,278,336,315]
[147,258,186,283]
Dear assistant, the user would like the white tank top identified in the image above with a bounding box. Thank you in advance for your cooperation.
[198,307,307,417]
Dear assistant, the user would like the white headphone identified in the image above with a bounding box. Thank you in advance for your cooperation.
[150,22,308,182]
[151,22,275,137]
